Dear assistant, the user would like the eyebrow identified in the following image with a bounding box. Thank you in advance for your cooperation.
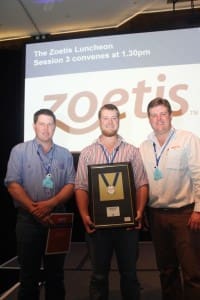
[101,115,118,118]
[149,111,168,116]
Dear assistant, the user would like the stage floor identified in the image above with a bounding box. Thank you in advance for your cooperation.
[0,241,162,300]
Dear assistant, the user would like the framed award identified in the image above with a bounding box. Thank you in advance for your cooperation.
[88,162,136,228]
[45,213,73,255]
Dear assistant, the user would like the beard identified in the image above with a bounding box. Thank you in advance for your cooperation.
[101,128,118,137]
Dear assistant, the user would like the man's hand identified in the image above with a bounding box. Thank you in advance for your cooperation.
[83,215,96,233]
[126,210,142,231]
[188,211,200,231]
[30,201,53,221]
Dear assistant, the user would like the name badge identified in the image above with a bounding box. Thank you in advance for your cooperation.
[42,174,54,189]
[153,168,163,181]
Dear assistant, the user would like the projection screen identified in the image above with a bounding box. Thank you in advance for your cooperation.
[24,27,200,152]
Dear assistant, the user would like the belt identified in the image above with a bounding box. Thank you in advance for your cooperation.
[149,203,194,212]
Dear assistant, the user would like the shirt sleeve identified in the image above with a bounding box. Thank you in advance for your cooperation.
[75,149,90,191]
[131,147,149,190]
[187,134,200,211]
[4,144,23,186]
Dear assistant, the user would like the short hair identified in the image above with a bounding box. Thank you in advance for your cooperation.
[33,109,56,124]
[147,97,172,116]
[98,104,120,119]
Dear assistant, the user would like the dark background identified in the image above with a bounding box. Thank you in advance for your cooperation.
[1,8,200,266]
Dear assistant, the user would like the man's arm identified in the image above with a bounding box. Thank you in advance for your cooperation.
[135,184,149,228]
[7,181,74,223]
[75,189,95,233]
[7,182,35,213]
[31,183,74,219]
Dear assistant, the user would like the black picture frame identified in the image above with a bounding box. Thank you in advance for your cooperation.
[88,162,136,228]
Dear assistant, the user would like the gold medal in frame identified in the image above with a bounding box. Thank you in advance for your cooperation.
[88,162,136,228]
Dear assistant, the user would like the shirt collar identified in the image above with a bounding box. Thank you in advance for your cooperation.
[96,134,124,149]
[148,127,176,144]
[34,138,55,153]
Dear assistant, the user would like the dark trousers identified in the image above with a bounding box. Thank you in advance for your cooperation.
[86,228,140,300]
[16,210,66,300]
[148,205,200,300]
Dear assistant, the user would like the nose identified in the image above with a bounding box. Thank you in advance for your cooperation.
[108,118,114,123]
[42,124,51,131]
[155,114,165,121]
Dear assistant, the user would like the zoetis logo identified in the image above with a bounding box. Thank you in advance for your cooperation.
[44,73,189,134]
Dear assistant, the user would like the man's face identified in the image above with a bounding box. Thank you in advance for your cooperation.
[33,114,56,143]
[99,109,119,137]
[148,105,172,135]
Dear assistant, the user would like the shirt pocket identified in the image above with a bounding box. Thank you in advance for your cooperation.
[166,147,187,170]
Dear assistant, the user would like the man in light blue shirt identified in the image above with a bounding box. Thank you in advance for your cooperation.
[5,108,75,300]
